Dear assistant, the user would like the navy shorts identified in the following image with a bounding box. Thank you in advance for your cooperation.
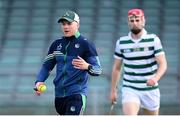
[55,94,86,115]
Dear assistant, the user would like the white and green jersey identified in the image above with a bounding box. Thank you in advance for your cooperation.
[114,29,164,90]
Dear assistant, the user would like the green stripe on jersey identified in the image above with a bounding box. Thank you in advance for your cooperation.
[154,49,163,54]
[119,40,134,44]
[122,54,154,60]
[124,61,157,69]
[114,52,123,57]
[123,78,147,83]
[124,69,157,76]
[140,38,154,43]
[123,85,158,91]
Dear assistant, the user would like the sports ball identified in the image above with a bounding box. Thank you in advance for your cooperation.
[37,84,46,93]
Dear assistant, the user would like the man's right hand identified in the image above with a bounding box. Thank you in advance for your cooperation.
[34,82,44,96]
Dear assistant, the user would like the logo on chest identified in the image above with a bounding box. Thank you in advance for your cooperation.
[57,43,62,51]
[75,43,80,48]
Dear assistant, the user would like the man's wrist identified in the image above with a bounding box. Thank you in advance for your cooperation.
[88,64,92,71]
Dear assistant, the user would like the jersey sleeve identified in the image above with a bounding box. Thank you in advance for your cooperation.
[154,35,165,56]
[114,39,123,60]
[85,41,102,76]
[35,41,57,83]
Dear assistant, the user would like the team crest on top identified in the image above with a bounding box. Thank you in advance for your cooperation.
[75,43,80,48]
[57,43,62,50]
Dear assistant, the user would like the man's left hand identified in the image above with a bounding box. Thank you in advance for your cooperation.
[72,56,89,70]
[146,78,157,86]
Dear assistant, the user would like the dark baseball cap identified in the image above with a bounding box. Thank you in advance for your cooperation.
[58,11,80,23]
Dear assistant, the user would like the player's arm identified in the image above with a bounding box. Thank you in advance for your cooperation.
[154,35,167,81]
[110,38,123,103]
[147,35,167,86]
[85,41,102,76]
[34,57,56,95]
[147,54,167,86]
[109,60,121,113]
[154,54,167,81]
[86,56,102,76]
[35,42,56,83]
[111,38,123,90]
[111,59,122,93]
[34,41,57,95]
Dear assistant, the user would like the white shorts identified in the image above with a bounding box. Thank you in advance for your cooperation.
[122,87,160,111]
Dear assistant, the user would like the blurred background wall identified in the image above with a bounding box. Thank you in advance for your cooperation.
[0,0,180,115]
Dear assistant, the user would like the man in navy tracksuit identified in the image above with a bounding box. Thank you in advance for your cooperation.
[34,11,102,115]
